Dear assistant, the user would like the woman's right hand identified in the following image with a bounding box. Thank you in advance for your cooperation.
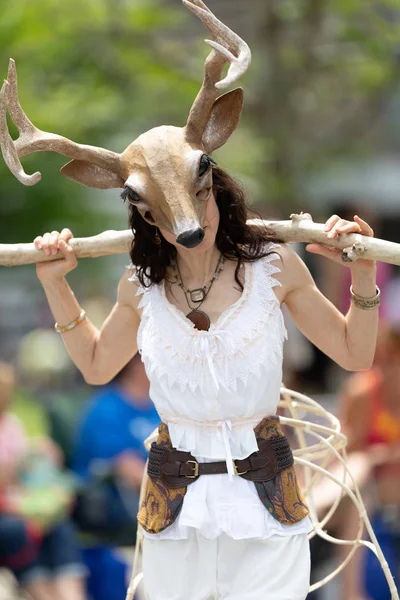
[34,228,78,282]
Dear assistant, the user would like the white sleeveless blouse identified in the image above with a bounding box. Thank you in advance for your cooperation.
[130,243,312,540]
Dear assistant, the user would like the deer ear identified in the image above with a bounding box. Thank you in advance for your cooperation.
[202,88,244,154]
[60,160,125,189]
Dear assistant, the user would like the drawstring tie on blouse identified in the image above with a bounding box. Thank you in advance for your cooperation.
[193,330,235,390]
[218,419,235,480]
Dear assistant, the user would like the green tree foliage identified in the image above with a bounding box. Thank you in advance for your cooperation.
[247,0,400,207]
[0,0,198,245]
[1,0,400,238]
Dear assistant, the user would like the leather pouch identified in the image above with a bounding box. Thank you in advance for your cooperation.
[253,416,309,525]
[138,416,309,534]
[137,423,187,535]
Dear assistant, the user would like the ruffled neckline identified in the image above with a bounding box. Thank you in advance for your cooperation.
[135,243,287,394]
[159,261,252,333]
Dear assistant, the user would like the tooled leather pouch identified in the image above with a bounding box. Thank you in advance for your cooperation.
[253,416,309,525]
[138,416,309,534]
[137,423,187,535]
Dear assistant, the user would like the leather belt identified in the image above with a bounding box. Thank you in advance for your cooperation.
[148,436,294,489]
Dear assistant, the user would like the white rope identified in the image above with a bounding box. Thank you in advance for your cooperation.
[125,386,399,600]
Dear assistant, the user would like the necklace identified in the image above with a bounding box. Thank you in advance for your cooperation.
[173,253,225,331]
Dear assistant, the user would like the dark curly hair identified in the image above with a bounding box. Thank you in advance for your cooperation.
[126,166,282,290]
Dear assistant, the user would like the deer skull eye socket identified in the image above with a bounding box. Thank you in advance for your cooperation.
[199,154,216,177]
[121,187,141,204]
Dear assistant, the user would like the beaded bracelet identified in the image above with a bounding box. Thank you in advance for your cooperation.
[55,310,86,334]
[350,286,380,310]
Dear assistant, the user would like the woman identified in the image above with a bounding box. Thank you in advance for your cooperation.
[33,165,378,600]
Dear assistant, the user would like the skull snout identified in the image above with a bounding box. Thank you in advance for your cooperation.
[176,227,205,248]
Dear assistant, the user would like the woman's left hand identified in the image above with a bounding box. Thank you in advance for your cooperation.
[305,214,375,270]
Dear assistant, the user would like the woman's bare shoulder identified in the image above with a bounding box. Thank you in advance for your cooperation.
[263,242,303,280]
[265,241,299,261]
[117,266,143,312]
[262,242,314,302]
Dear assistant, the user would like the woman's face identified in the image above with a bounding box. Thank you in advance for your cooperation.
[159,190,220,254]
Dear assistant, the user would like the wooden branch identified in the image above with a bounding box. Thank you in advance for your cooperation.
[0,229,133,267]
[1,213,400,267]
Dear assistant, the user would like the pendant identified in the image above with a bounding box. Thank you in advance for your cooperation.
[189,288,206,303]
[186,310,210,331]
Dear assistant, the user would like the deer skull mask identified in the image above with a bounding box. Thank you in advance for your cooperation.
[0,0,251,249]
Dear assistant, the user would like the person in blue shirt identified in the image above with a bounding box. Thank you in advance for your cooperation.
[74,352,159,480]
[72,352,159,600]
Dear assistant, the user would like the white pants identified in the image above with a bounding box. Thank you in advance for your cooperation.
[142,530,311,600]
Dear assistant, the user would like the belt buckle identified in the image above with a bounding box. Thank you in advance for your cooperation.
[233,460,248,476]
[186,460,199,478]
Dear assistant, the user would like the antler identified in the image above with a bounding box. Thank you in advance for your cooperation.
[0,59,122,186]
[183,0,251,143]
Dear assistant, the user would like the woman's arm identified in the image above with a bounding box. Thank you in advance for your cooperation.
[277,216,378,371]
[280,246,377,370]
[42,270,140,385]
[35,229,140,384]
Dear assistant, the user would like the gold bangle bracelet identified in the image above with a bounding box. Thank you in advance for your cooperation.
[350,286,380,310]
[55,310,86,334]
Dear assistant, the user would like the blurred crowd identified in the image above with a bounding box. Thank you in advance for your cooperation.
[0,353,158,600]
[0,206,399,600]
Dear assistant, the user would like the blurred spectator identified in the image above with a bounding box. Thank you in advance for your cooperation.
[0,361,86,600]
[335,321,400,600]
[382,275,400,330]
[72,353,159,600]
[307,322,400,599]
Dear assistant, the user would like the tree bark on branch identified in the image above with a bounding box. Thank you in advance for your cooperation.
[1,214,399,267]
